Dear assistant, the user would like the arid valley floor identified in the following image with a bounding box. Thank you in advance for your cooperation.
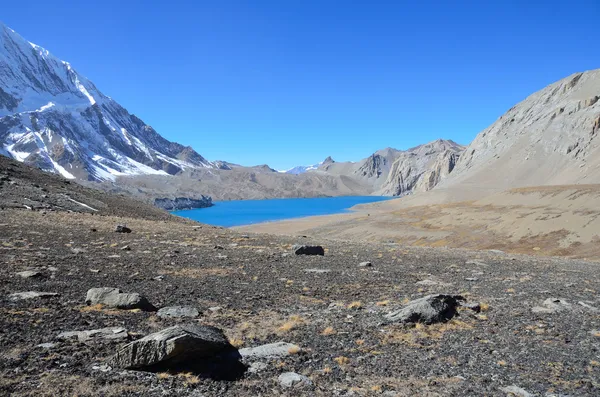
[1,159,600,396]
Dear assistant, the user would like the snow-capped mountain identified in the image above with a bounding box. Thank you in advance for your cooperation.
[280,163,321,175]
[0,22,215,181]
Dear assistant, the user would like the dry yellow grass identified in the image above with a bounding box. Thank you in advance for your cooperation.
[156,372,170,379]
[229,338,244,348]
[321,326,336,336]
[278,315,306,333]
[347,301,362,309]
[288,345,301,354]
[178,372,200,385]
[382,319,474,347]
[376,300,390,306]
[334,356,350,366]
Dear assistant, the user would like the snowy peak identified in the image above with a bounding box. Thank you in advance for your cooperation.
[0,23,214,181]
[281,162,321,174]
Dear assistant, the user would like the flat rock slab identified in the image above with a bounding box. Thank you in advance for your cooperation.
[238,342,300,360]
[278,372,313,389]
[532,298,572,314]
[292,245,324,256]
[499,385,533,397]
[385,294,464,324]
[9,291,59,301]
[358,261,372,267]
[16,270,43,278]
[110,323,232,370]
[157,306,200,319]
[85,287,156,311]
[304,268,331,273]
[58,327,128,342]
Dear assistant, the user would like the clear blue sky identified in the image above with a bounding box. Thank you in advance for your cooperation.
[3,1,599,169]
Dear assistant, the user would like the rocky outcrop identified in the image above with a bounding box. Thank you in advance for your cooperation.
[378,140,464,196]
[384,294,464,324]
[153,196,213,210]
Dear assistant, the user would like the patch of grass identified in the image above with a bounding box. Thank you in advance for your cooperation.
[288,345,301,354]
[376,300,390,306]
[347,301,362,309]
[278,314,306,334]
[321,326,336,336]
[334,356,350,366]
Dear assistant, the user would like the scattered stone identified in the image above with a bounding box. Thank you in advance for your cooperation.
[89,269,100,273]
[16,270,43,278]
[9,291,59,301]
[292,244,324,256]
[114,225,132,233]
[304,268,331,273]
[157,306,200,319]
[37,342,57,349]
[57,327,128,342]
[91,364,112,372]
[462,302,482,313]
[216,254,228,259]
[358,261,372,267]
[278,372,313,389]
[415,279,439,286]
[121,245,131,251]
[85,287,156,311]
[110,324,232,369]
[153,275,165,281]
[385,294,464,324]
[208,306,222,312]
[214,245,224,250]
[248,361,268,373]
[465,277,479,282]
[532,298,572,314]
[488,249,505,254]
[578,301,599,312]
[500,385,533,397]
[238,342,301,360]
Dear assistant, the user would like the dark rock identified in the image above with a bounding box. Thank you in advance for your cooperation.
[385,294,464,324]
[153,196,213,211]
[85,287,156,311]
[110,324,233,370]
[114,225,132,233]
[292,244,324,256]
[157,306,200,319]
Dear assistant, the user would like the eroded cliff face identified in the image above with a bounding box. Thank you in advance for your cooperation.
[377,140,464,196]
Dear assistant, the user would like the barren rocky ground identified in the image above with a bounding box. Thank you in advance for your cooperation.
[1,158,600,396]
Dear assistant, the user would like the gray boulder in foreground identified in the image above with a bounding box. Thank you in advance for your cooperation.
[110,324,232,369]
[278,372,313,389]
[85,287,156,311]
[385,294,464,324]
[238,342,300,360]
[157,306,200,319]
[292,244,324,256]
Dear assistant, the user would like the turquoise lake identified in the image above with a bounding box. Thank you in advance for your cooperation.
[171,196,394,227]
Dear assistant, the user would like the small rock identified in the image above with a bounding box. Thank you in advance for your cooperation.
[248,361,268,373]
[208,306,222,312]
[114,225,132,233]
[214,245,224,250]
[9,291,59,301]
[278,372,313,389]
[500,385,533,397]
[532,298,572,314]
[292,244,324,256]
[153,275,165,281]
[37,343,57,349]
[121,245,131,251]
[239,342,300,360]
[304,268,331,273]
[578,301,598,312]
[358,261,372,267]
[216,254,228,259]
[415,279,439,286]
[462,302,482,313]
[385,294,464,324]
[157,306,200,319]
[16,270,43,279]
[110,324,233,369]
[465,277,479,282]
[85,287,156,311]
[57,327,129,342]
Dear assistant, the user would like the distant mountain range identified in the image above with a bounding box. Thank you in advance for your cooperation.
[5,24,597,204]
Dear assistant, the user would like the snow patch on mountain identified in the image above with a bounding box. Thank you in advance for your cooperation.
[280,163,322,174]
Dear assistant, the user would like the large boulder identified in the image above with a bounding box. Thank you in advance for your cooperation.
[110,324,233,370]
[85,287,156,311]
[292,245,324,256]
[385,294,464,324]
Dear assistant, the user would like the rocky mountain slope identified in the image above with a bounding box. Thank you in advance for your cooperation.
[314,140,464,196]
[438,69,600,193]
[0,23,217,182]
